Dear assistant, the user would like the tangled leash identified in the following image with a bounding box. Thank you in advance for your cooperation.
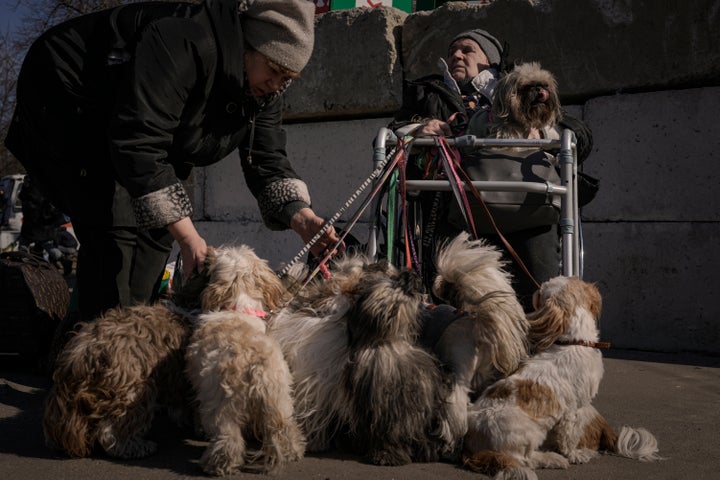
[434,135,541,290]
[277,145,398,280]
[278,137,412,295]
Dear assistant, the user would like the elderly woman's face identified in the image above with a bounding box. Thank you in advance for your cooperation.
[244,50,292,97]
[447,38,490,82]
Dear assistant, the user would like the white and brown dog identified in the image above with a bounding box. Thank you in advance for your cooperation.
[184,245,305,475]
[462,276,661,479]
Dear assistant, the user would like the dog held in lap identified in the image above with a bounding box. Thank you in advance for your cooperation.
[481,61,561,141]
[462,276,662,479]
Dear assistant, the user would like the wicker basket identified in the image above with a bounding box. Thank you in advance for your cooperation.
[0,251,70,366]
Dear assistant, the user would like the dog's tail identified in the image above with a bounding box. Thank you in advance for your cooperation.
[462,450,535,479]
[611,425,664,462]
[581,408,663,462]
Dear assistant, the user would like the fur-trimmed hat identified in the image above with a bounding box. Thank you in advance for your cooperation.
[449,29,503,68]
[241,0,316,73]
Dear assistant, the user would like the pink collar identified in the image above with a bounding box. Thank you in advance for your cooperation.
[229,306,267,318]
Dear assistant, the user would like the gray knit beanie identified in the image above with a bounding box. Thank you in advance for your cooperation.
[241,0,316,73]
[449,29,503,67]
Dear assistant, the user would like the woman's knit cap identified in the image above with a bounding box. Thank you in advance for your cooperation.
[448,29,503,67]
[241,0,316,73]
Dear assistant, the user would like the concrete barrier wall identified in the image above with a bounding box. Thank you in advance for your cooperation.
[192,1,720,354]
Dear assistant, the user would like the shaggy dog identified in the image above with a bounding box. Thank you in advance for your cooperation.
[270,255,459,465]
[427,232,529,438]
[184,245,304,475]
[463,276,661,479]
[42,254,215,459]
[456,61,566,238]
[488,61,561,140]
[269,255,364,453]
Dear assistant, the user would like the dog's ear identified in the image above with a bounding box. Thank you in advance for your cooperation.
[583,281,603,321]
[491,69,517,123]
[253,263,288,312]
[200,269,240,311]
[198,249,245,310]
[526,291,569,352]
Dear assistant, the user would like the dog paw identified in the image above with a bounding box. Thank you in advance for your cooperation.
[366,448,412,466]
[200,441,245,476]
[200,454,244,476]
[285,443,305,463]
[530,450,570,469]
[495,466,539,480]
[566,448,598,464]
[107,438,158,459]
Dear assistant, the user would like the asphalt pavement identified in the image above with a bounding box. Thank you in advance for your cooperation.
[1,349,718,480]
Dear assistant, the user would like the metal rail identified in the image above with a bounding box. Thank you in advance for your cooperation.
[367,128,581,277]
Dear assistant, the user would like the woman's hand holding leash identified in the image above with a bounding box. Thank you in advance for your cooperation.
[290,207,344,259]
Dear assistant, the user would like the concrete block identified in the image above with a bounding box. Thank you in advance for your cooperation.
[202,153,257,222]
[283,7,407,120]
[582,87,720,221]
[582,222,720,354]
[194,220,305,270]
[202,117,393,223]
[400,0,720,103]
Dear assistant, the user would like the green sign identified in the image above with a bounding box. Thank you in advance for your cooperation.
[331,0,413,13]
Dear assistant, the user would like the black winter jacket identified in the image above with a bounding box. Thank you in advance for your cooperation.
[6,0,309,230]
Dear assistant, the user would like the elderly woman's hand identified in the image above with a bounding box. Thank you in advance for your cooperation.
[418,118,453,137]
[290,207,345,258]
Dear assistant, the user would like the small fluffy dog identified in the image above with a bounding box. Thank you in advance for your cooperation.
[342,261,455,465]
[269,255,365,453]
[42,253,216,459]
[270,255,459,465]
[427,232,529,437]
[184,245,305,475]
[463,276,661,480]
[489,61,561,140]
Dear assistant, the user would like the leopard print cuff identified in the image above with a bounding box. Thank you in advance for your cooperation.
[132,182,193,230]
[257,178,311,230]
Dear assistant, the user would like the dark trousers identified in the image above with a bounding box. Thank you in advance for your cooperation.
[480,225,560,311]
[424,193,560,312]
[72,221,174,322]
[6,87,174,321]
